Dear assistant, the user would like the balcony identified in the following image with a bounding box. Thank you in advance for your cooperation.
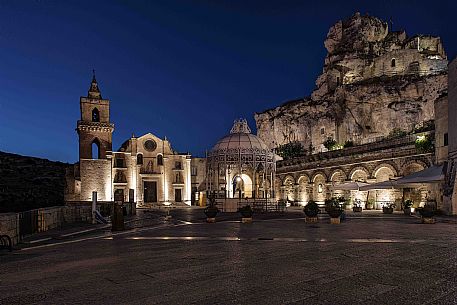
[277,133,433,173]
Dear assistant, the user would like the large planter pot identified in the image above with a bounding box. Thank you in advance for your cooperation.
[353,206,362,213]
[403,208,411,216]
[330,217,341,224]
[305,216,318,223]
[204,206,219,219]
[242,217,253,223]
[421,217,435,224]
[382,207,394,214]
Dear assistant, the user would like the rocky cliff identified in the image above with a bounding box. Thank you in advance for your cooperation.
[0,151,69,212]
[255,13,448,152]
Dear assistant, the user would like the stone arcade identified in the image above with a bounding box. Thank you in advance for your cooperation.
[65,75,204,206]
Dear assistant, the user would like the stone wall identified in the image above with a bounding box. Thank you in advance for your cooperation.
[0,213,19,244]
[0,206,85,245]
[79,159,112,201]
[448,59,457,155]
[444,58,457,215]
[0,204,112,245]
[434,96,448,164]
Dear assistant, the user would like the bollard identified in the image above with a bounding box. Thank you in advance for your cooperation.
[112,191,125,231]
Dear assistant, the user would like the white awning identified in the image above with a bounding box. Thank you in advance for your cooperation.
[394,165,444,184]
[359,180,397,191]
[331,181,369,191]
[359,165,444,191]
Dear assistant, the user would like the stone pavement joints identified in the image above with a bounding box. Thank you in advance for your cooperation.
[1,209,456,305]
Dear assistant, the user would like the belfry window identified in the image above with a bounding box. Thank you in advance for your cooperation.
[391,58,396,68]
[92,108,100,122]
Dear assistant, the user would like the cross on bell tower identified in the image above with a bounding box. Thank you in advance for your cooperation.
[88,69,102,99]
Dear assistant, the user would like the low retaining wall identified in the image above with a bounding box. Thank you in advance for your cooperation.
[0,202,136,245]
[0,213,19,244]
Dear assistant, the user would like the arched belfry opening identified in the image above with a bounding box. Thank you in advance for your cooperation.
[92,108,100,122]
[391,58,396,68]
[92,138,101,159]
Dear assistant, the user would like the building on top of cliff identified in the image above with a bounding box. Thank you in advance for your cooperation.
[65,74,206,207]
[256,12,448,152]
[254,12,452,214]
[316,12,447,96]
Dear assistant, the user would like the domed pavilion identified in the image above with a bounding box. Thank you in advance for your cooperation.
[206,119,276,204]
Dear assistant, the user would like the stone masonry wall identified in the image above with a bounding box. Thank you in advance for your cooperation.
[0,213,19,244]
[0,205,94,245]
[80,159,112,201]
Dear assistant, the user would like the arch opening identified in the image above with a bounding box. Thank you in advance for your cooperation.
[92,108,100,122]
[91,139,101,159]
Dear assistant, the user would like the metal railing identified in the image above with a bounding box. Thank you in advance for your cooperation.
[18,210,39,239]
[278,134,427,170]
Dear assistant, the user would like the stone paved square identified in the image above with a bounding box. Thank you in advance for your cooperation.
[1,209,456,305]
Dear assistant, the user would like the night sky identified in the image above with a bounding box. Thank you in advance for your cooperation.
[1,0,456,162]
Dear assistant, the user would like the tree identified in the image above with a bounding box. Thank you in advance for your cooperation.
[388,128,408,139]
[276,141,306,159]
[415,135,434,153]
[323,138,337,150]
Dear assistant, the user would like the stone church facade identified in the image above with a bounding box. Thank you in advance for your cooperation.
[65,75,204,206]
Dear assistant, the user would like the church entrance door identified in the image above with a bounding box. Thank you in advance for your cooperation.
[175,189,182,202]
[144,181,157,203]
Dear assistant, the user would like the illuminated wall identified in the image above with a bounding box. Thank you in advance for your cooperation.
[79,159,112,201]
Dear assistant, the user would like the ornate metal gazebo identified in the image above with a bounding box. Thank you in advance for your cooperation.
[206,119,276,200]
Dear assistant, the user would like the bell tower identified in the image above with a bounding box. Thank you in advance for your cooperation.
[77,71,114,160]
[77,72,114,201]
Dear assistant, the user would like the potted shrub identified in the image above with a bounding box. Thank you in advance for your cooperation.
[303,200,319,223]
[239,205,253,223]
[417,205,436,224]
[337,196,347,220]
[382,203,395,214]
[352,199,363,212]
[326,198,343,224]
[365,199,375,210]
[204,195,219,223]
[403,199,413,215]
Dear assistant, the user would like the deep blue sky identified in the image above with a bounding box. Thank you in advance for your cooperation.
[1,0,456,162]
